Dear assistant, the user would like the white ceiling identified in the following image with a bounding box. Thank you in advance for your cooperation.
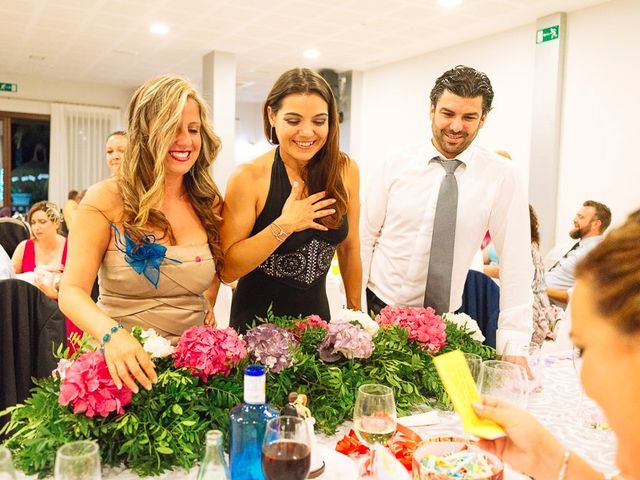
[0,0,607,102]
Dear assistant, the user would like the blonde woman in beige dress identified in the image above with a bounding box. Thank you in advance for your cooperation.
[59,75,224,394]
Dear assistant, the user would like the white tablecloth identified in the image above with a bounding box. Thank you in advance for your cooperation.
[16,352,617,479]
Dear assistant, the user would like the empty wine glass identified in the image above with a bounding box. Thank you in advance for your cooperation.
[0,445,17,480]
[463,352,482,383]
[353,384,397,479]
[477,360,528,408]
[503,340,544,393]
[54,440,101,480]
[262,415,311,480]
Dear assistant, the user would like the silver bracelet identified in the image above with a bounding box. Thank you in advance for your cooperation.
[557,449,571,480]
[269,222,289,242]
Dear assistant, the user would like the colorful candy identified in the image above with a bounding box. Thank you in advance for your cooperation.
[418,445,499,479]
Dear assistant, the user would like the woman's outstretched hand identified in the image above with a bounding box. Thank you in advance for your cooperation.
[103,330,157,393]
[277,181,336,233]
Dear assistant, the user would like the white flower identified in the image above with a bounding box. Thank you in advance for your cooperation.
[52,358,73,380]
[141,328,175,358]
[332,308,380,336]
[442,312,485,342]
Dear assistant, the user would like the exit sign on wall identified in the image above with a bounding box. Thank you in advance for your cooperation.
[0,82,17,92]
[536,25,560,44]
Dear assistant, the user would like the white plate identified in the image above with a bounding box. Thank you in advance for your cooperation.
[315,444,359,480]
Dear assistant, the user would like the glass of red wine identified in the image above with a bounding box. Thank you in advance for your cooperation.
[353,384,397,479]
[262,415,311,480]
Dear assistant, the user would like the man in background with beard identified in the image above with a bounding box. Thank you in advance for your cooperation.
[545,200,611,308]
[361,65,533,355]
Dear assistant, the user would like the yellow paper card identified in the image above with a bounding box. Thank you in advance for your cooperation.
[432,349,505,439]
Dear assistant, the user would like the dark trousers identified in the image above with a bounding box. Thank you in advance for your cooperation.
[366,288,388,317]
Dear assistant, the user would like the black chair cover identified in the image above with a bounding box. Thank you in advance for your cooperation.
[0,279,66,434]
[0,218,30,257]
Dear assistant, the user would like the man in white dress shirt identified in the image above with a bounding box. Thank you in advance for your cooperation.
[361,65,533,354]
[545,200,611,309]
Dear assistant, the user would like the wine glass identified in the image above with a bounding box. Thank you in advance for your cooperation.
[0,445,17,480]
[54,440,101,480]
[262,415,311,480]
[503,340,544,393]
[462,352,482,383]
[353,384,397,479]
[477,360,528,408]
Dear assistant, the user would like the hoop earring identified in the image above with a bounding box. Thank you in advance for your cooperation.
[270,126,278,145]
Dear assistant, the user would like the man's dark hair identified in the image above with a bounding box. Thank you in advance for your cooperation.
[68,190,78,200]
[430,65,494,114]
[584,200,612,233]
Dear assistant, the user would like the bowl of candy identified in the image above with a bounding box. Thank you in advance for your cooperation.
[412,437,503,480]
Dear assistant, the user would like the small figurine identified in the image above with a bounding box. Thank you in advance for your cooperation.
[284,392,324,478]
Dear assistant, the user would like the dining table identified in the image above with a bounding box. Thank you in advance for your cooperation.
[14,350,618,479]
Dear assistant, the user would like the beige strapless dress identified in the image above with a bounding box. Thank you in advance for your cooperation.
[97,243,215,344]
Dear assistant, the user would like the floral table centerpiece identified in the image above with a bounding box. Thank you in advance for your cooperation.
[0,307,493,477]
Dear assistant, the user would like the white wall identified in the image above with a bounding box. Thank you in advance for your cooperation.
[0,73,131,123]
[557,0,640,235]
[234,101,270,168]
[356,0,640,245]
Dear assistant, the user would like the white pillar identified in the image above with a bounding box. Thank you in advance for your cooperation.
[202,51,236,196]
[528,13,567,253]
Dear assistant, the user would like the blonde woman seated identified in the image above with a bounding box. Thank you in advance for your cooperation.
[474,209,640,479]
[59,75,224,393]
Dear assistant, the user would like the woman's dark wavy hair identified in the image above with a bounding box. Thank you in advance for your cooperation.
[575,209,640,334]
[120,74,224,275]
[262,68,348,229]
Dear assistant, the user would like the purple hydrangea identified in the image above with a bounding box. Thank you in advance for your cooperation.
[245,324,297,373]
[318,322,374,363]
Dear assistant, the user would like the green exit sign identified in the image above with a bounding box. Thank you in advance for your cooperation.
[0,82,17,92]
[536,25,560,44]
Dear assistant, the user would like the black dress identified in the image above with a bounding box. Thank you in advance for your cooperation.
[230,149,348,332]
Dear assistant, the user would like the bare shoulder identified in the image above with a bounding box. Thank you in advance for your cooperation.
[227,150,274,193]
[80,178,123,218]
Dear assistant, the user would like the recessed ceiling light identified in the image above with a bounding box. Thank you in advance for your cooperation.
[437,0,463,7]
[29,54,46,61]
[303,49,321,59]
[149,23,170,35]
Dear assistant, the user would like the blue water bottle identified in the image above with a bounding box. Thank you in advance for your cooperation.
[229,365,278,480]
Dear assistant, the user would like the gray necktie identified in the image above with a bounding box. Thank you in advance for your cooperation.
[423,158,462,313]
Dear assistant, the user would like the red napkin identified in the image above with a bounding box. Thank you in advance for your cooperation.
[335,423,422,472]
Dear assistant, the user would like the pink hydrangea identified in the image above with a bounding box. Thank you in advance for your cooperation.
[375,306,447,353]
[293,314,329,337]
[173,326,247,381]
[58,351,132,417]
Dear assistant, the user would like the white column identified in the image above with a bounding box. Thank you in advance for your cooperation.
[202,51,236,196]
[528,13,567,253]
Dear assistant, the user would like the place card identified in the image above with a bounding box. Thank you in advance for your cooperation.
[432,349,505,440]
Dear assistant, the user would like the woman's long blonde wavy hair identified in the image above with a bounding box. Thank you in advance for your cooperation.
[119,74,224,274]
[263,68,348,229]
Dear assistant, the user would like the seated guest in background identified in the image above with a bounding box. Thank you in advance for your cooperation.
[105,130,127,177]
[12,201,67,300]
[220,67,361,332]
[474,208,640,480]
[11,201,82,351]
[0,244,15,279]
[361,65,533,355]
[545,200,611,308]
[62,190,80,233]
[60,75,224,393]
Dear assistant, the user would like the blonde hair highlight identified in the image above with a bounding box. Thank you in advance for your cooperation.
[119,74,224,273]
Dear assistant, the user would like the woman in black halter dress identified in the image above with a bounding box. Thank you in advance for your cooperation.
[220,68,362,332]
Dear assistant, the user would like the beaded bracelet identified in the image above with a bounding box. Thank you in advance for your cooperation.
[557,449,571,480]
[99,323,124,354]
[269,222,289,242]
